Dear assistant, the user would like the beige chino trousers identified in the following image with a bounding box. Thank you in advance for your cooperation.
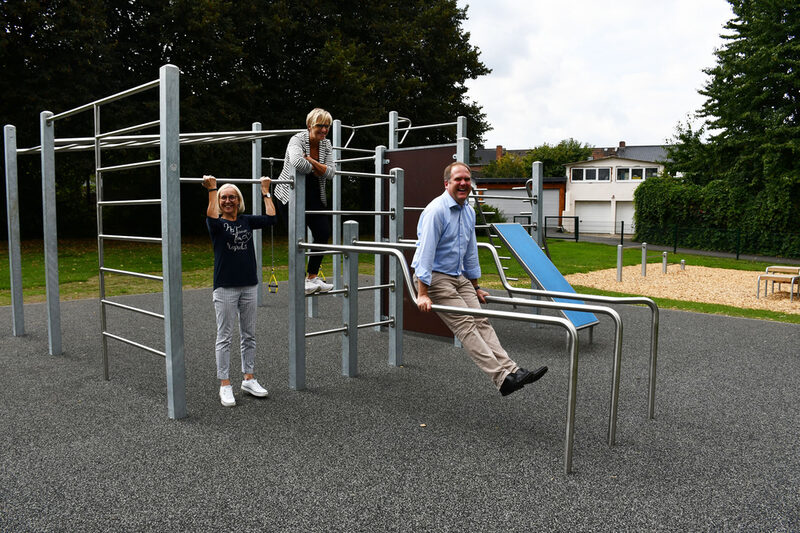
[425,272,519,389]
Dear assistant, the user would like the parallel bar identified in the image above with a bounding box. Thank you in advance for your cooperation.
[334,169,393,179]
[395,121,457,131]
[180,177,292,185]
[305,325,348,338]
[332,145,374,153]
[49,79,159,122]
[476,194,534,201]
[357,319,394,329]
[4,125,24,336]
[336,156,375,163]
[99,234,162,244]
[305,209,393,216]
[103,331,166,358]
[100,267,163,281]
[97,159,160,173]
[98,199,161,206]
[358,282,394,292]
[97,120,160,139]
[101,299,165,320]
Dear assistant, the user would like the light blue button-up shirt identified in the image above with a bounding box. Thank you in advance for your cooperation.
[411,190,481,286]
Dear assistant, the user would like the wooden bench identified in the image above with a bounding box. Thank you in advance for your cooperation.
[757,266,800,302]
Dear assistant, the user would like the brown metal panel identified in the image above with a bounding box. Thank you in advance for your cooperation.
[385,146,456,339]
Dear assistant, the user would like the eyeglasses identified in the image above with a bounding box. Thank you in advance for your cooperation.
[219,195,238,201]
[314,123,331,129]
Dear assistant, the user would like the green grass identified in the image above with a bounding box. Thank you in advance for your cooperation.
[1,236,799,323]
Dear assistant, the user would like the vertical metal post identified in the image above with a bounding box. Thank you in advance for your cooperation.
[530,161,544,246]
[332,119,342,289]
[251,122,264,306]
[456,116,468,164]
[388,111,398,150]
[160,64,186,419]
[662,252,668,274]
[641,242,647,277]
[4,125,24,336]
[620,221,625,245]
[389,168,404,366]
[307,226,319,317]
[342,220,359,377]
[94,105,110,380]
[373,145,386,329]
[40,111,61,355]
[616,245,623,282]
[289,168,307,390]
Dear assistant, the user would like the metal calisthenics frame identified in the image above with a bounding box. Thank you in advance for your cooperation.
[4,64,660,473]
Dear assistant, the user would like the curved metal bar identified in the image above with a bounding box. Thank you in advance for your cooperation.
[477,241,660,420]
[299,240,581,474]
[485,294,623,445]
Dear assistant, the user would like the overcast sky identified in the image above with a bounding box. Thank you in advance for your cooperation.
[458,0,734,150]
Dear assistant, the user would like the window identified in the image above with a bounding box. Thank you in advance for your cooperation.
[616,166,660,181]
[571,167,610,182]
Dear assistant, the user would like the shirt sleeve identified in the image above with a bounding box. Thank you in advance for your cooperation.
[411,208,443,286]
[462,213,482,281]
[286,134,313,175]
[206,216,222,237]
[320,139,336,181]
[247,214,277,229]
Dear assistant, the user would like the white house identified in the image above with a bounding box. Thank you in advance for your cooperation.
[561,143,667,234]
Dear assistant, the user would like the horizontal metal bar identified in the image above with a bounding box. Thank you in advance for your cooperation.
[97,159,160,173]
[357,282,394,292]
[304,250,344,257]
[345,120,391,130]
[307,288,347,297]
[403,207,425,212]
[49,79,160,122]
[387,142,456,152]
[98,199,161,206]
[262,157,286,162]
[99,234,162,244]
[474,194,533,201]
[305,210,393,216]
[102,299,165,320]
[334,170,393,179]
[103,331,165,358]
[335,156,375,163]
[305,325,348,338]
[98,120,160,139]
[395,121,457,132]
[180,177,292,185]
[331,146,375,154]
[100,267,163,281]
[358,319,394,329]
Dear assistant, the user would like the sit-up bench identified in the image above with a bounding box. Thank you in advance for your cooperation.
[757,266,800,302]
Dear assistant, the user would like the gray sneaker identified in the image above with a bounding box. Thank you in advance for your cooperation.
[309,277,333,293]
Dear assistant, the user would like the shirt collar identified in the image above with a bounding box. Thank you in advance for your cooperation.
[442,190,463,210]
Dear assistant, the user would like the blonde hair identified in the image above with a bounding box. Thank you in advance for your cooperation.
[217,183,245,215]
[306,108,332,129]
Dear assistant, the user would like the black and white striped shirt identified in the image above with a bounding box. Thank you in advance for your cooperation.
[274,130,335,206]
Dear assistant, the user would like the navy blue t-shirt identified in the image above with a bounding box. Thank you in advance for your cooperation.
[206,214,276,289]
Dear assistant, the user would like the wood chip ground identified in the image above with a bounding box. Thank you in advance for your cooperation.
[564,264,800,315]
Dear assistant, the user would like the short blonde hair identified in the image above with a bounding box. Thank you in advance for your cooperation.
[306,108,332,129]
[217,183,245,215]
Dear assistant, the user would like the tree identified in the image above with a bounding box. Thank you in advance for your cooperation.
[481,139,592,178]
[0,0,490,237]
[669,0,800,191]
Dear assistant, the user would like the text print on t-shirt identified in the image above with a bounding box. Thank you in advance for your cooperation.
[224,221,252,252]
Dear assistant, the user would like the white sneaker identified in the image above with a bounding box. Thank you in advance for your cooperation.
[219,385,236,407]
[308,277,333,293]
[305,279,319,295]
[241,378,269,398]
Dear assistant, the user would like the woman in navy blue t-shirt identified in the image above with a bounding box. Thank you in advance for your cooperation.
[203,174,276,407]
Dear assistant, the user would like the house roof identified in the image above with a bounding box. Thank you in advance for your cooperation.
[617,145,668,162]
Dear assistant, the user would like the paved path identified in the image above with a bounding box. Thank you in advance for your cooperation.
[1,285,798,531]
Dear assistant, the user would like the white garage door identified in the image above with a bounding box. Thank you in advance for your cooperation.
[543,189,560,219]
[575,201,612,233]
[614,201,635,234]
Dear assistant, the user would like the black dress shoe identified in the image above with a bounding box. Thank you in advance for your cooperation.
[499,374,523,396]
[514,366,548,386]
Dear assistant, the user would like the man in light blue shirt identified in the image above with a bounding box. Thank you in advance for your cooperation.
[411,162,547,396]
